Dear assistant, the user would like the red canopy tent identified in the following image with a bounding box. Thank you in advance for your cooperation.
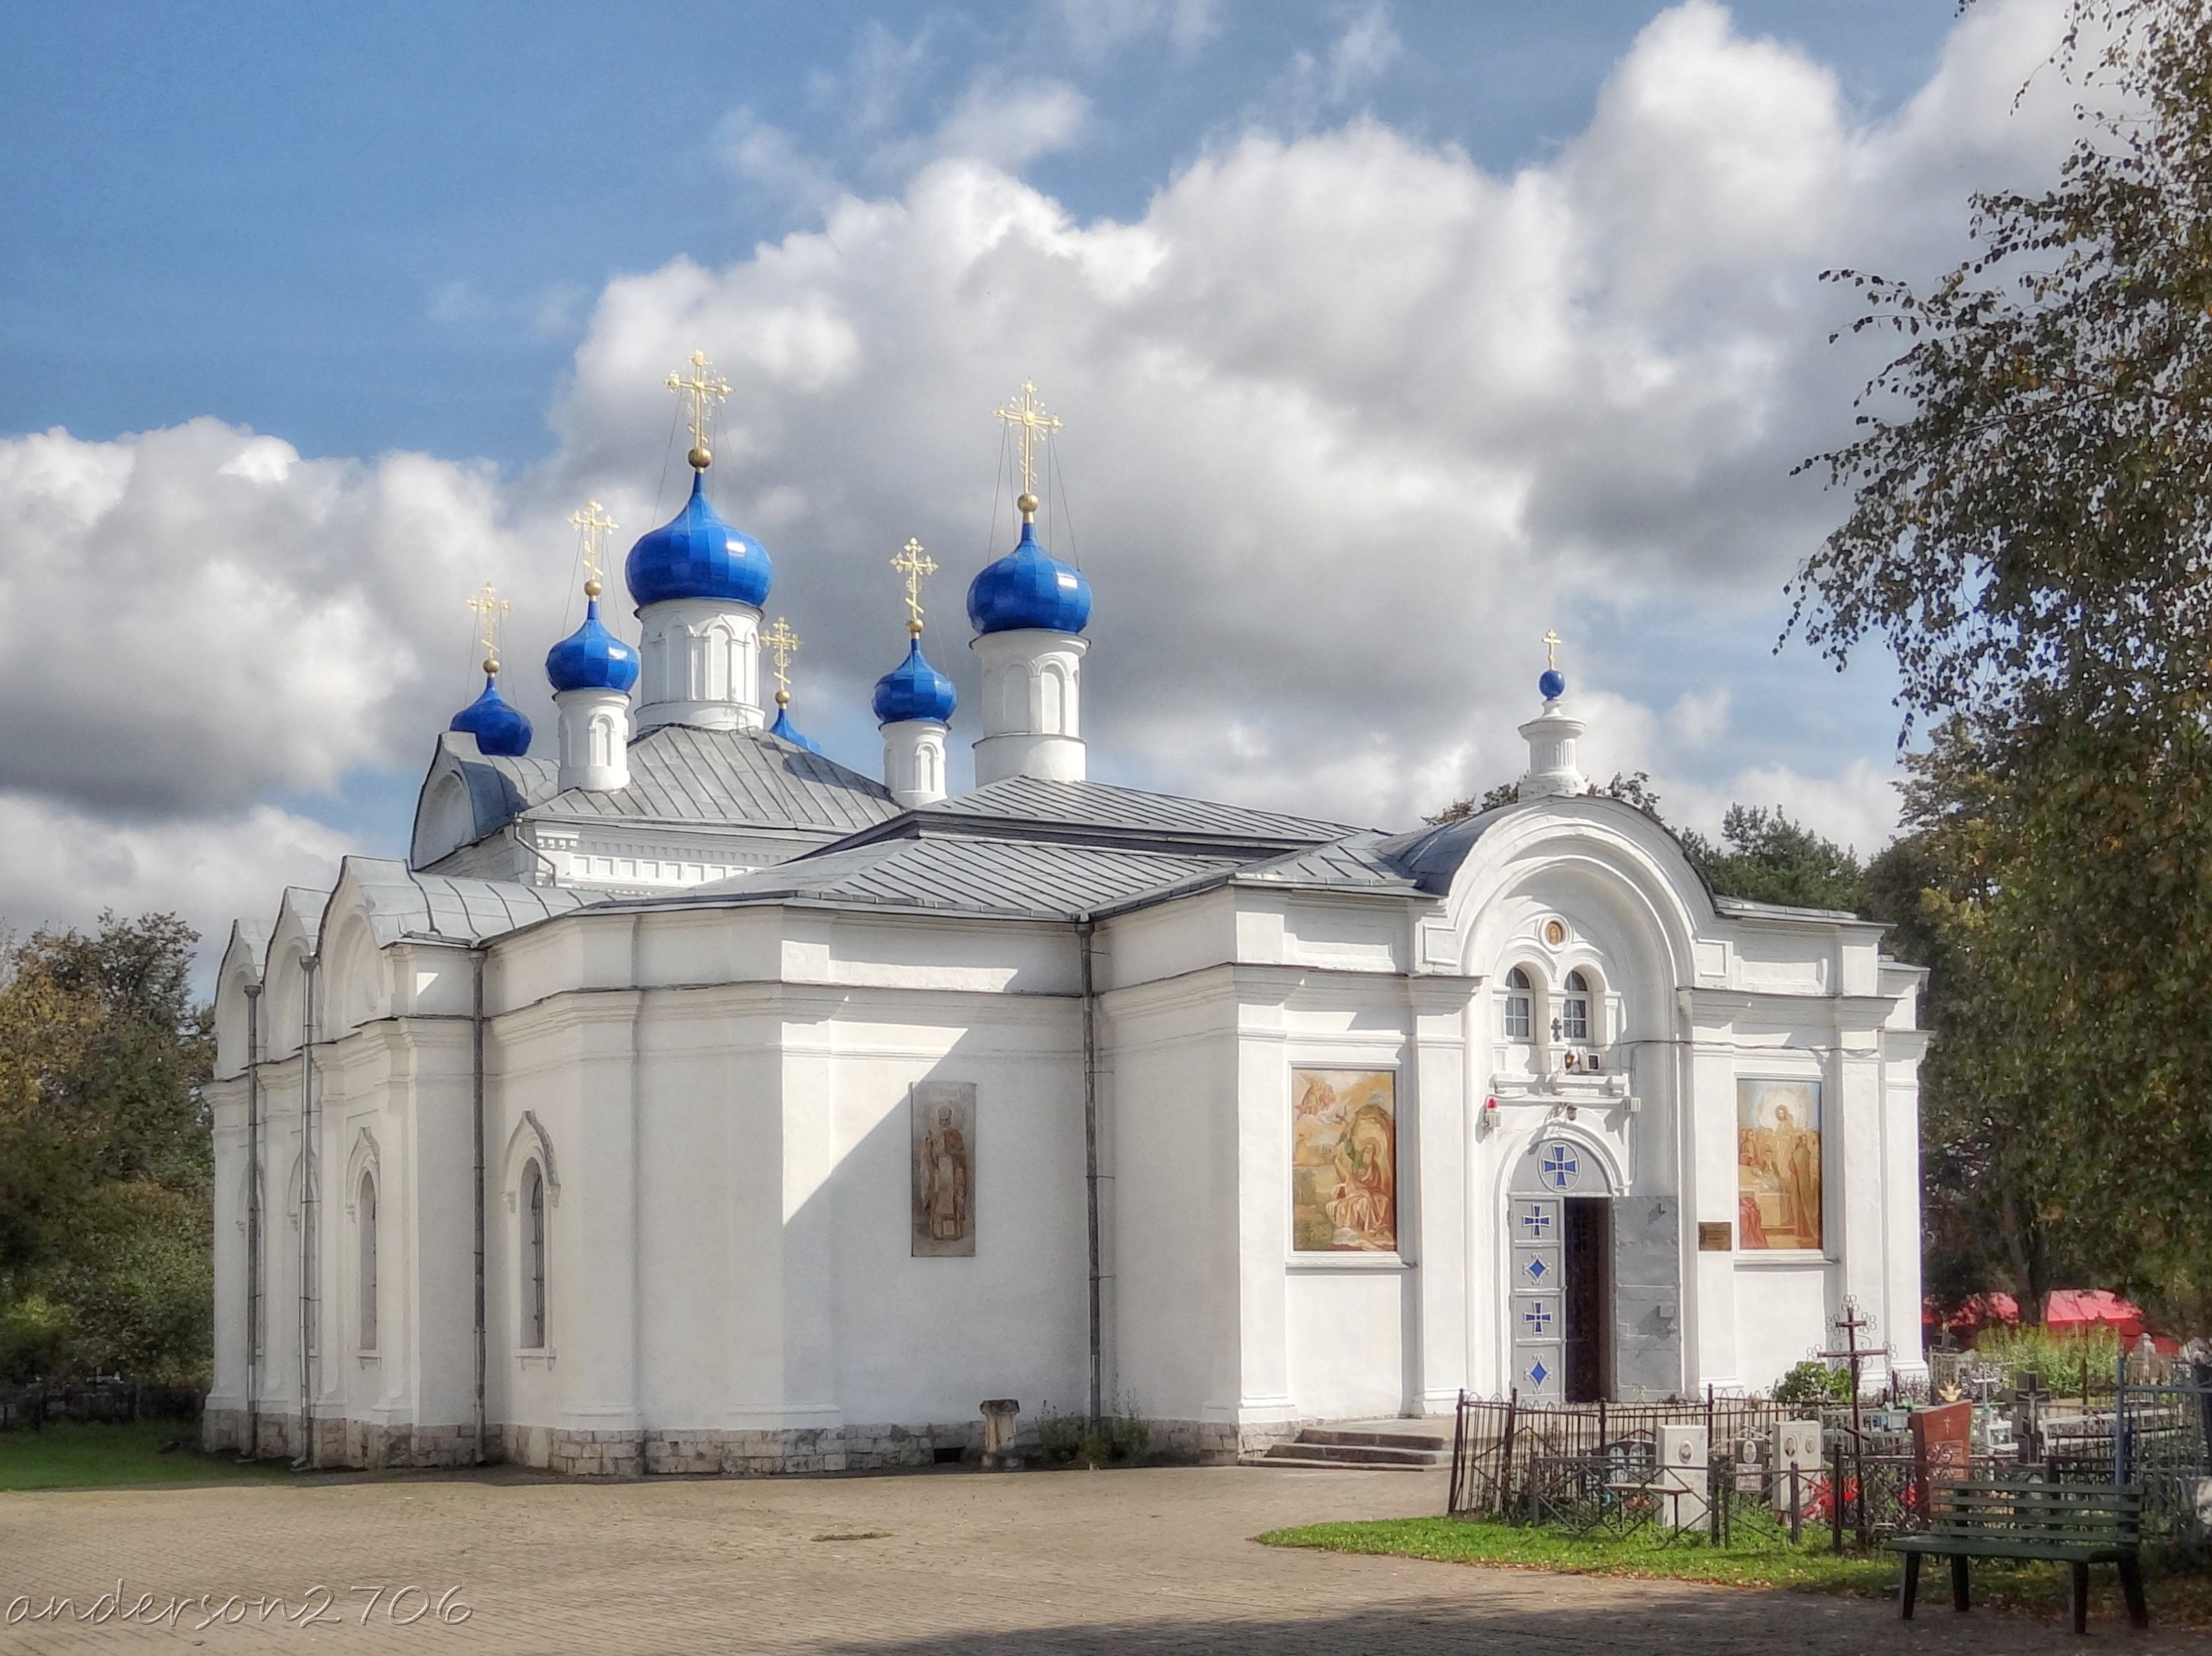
[2043,1288,2146,1341]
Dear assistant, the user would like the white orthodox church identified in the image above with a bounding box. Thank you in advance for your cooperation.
[202,370,1929,1474]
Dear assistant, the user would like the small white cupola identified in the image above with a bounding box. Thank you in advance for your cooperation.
[1518,631,1587,800]
[874,538,956,809]
[545,500,640,793]
[966,381,1092,788]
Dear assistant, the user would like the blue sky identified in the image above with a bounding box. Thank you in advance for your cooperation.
[3,2,1953,466]
[0,1,2079,953]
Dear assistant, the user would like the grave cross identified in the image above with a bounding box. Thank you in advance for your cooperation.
[1819,1297,1884,1446]
[2011,1367,2053,1461]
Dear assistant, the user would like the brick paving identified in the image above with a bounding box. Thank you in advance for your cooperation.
[2,1462,2204,1653]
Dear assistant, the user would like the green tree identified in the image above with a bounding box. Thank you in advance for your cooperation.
[1790,0,2212,1324]
[0,913,212,1383]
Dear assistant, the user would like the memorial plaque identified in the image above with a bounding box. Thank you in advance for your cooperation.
[1697,1221,1732,1252]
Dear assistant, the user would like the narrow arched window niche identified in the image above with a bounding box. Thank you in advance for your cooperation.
[357,1172,379,1352]
[521,1161,547,1350]
[1561,969,1592,1043]
[1503,966,1535,1043]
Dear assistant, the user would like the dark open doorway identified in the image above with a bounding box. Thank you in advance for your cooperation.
[1562,1197,1612,1403]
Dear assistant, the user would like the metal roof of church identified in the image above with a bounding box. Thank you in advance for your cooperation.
[911,776,1364,845]
[684,833,1251,920]
[335,857,609,944]
[524,723,893,831]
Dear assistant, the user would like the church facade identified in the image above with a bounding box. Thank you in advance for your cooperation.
[202,372,1928,1474]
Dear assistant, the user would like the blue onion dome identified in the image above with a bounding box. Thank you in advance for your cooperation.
[624,471,773,608]
[544,598,640,693]
[873,635,958,725]
[966,520,1092,635]
[1539,667,1566,701]
[450,674,532,757]
[769,704,822,754]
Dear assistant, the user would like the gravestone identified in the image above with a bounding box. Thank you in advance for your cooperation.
[1772,1420,1823,1520]
[1655,1423,1708,1530]
[1909,1399,1973,1511]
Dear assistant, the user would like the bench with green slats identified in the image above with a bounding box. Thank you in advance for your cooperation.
[1887,1479,2148,1634]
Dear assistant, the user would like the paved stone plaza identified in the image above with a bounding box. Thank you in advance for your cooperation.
[1,1463,2202,1653]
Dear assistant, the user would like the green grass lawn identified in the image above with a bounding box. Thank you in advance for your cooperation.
[0,1421,295,1492]
[1256,1517,2212,1625]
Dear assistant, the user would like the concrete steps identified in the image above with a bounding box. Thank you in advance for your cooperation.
[1240,1423,1450,1471]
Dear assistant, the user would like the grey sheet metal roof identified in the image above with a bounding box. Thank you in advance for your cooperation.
[687,832,1248,920]
[520,724,894,833]
[337,856,609,945]
[906,776,1365,847]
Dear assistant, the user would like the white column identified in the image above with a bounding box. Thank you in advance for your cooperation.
[882,719,949,809]
[633,598,762,733]
[972,629,1087,786]
[555,689,631,793]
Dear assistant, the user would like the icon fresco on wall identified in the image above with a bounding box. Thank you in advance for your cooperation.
[911,1081,977,1256]
[1736,1078,1821,1250]
[1292,1068,1397,1252]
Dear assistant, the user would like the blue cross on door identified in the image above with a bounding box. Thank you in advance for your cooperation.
[1540,1143,1580,1190]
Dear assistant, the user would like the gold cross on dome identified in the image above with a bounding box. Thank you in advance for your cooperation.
[994,379,1062,502]
[466,582,511,674]
[666,348,731,470]
[567,499,618,593]
[1541,628,1562,671]
[891,536,938,636]
[760,616,802,707]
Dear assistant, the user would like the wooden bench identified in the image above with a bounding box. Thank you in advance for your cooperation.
[1888,1479,2148,1634]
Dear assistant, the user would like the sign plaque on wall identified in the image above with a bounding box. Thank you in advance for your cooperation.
[1697,1221,1734,1252]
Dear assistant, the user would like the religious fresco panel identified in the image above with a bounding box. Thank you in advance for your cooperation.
[1736,1078,1822,1250]
[1291,1068,1397,1252]
[911,1081,977,1257]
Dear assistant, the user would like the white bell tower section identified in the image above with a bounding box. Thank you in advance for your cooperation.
[1518,631,1587,800]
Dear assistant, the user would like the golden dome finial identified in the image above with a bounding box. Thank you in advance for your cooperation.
[466,582,511,678]
[568,499,618,601]
[761,615,802,706]
[666,348,731,471]
[994,379,1060,523]
[891,535,938,638]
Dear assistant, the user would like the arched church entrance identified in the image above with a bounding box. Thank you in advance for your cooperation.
[1508,1137,1613,1403]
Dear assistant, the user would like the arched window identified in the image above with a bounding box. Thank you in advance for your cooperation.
[1503,967,1534,1041]
[1561,970,1592,1043]
[357,1172,378,1352]
[522,1162,546,1349]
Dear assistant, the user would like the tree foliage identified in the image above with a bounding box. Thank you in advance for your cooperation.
[1791,0,2212,1325]
[0,914,211,1383]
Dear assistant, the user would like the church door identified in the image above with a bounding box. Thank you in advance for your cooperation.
[1562,1197,1612,1403]
[1508,1138,1613,1403]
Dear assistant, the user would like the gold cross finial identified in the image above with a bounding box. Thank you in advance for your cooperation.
[666,348,731,471]
[466,582,511,676]
[891,536,938,637]
[994,379,1062,521]
[1541,629,1562,671]
[568,499,618,598]
[761,616,802,708]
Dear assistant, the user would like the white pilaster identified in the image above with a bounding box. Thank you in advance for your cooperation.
[972,629,1087,786]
